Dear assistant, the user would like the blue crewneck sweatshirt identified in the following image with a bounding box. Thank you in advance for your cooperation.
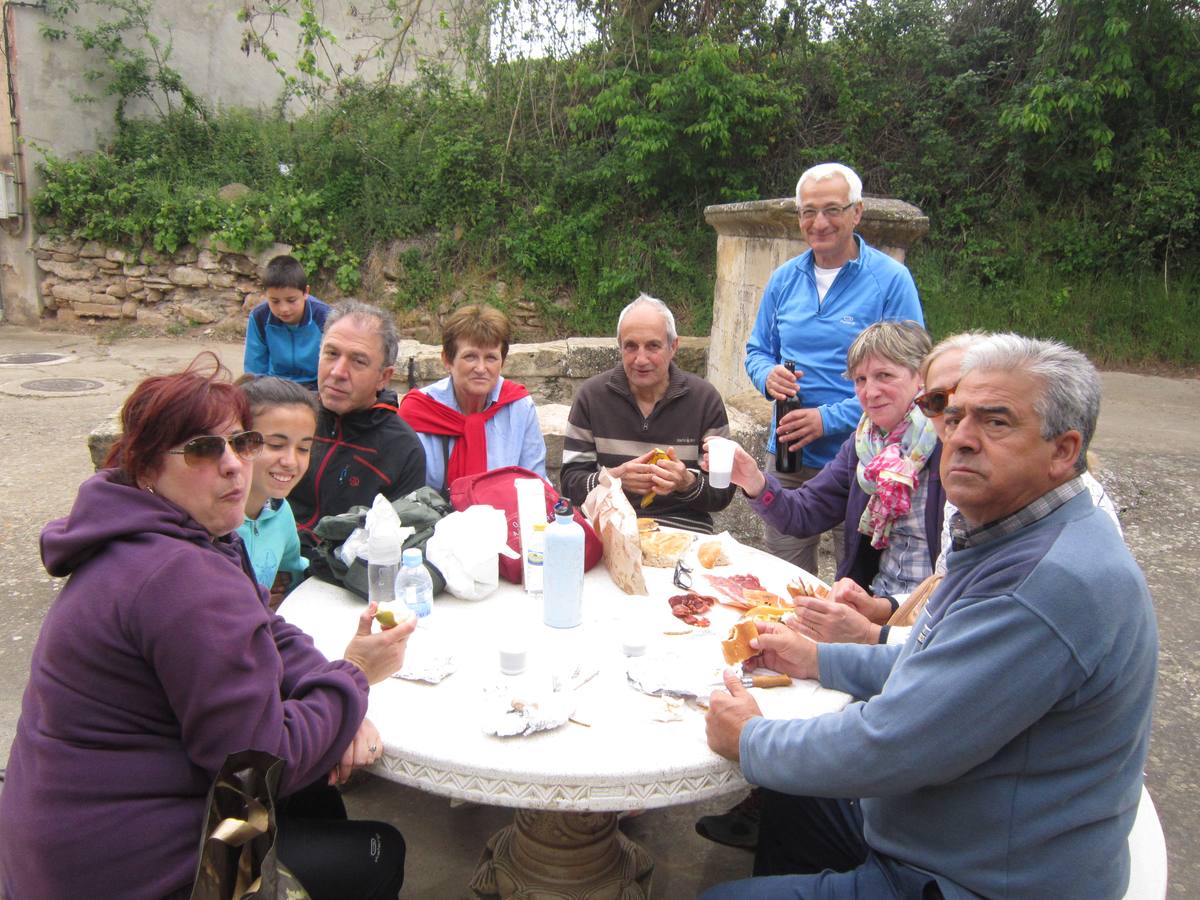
[740,491,1157,898]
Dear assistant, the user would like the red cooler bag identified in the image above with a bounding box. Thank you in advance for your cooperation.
[449,466,603,583]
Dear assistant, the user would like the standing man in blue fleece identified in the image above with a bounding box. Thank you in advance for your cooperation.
[702,334,1157,900]
[745,163,923,576]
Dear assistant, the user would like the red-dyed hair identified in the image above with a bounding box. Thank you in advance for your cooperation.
[104,351,250,485]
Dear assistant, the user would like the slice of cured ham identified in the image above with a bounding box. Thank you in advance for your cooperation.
[705,573,768,609]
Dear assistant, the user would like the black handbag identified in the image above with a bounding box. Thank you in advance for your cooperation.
[189,749,309,900]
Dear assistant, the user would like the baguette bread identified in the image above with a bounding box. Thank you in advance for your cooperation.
[639,530,693,567]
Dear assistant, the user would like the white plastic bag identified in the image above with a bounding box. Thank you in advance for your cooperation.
[335,494,414,567]
[425,505,519,601]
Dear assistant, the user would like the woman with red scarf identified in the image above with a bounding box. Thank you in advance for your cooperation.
[400,305,546,496]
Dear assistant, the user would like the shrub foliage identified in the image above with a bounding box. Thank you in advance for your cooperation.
[33,0,1200,362]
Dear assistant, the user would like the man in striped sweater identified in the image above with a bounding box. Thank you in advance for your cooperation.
[559,293,735,533]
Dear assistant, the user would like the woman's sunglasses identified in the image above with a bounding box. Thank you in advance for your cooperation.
[167,431,264,466]
[914,387,955,417]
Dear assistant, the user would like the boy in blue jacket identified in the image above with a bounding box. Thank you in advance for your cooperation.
[243,255,331,389]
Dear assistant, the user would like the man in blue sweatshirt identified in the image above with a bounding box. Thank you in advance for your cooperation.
[703,334,1157,899]
[744,162,924,578]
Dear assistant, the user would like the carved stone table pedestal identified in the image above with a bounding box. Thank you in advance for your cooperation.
[470,809,653,899]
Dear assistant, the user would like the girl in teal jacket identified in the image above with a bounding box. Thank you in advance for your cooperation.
[237,376,319,607]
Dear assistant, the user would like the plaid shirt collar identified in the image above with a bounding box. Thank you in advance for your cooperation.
[949,476,1086,551]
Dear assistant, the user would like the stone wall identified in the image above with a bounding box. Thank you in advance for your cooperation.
[34,235,293,330]
[33,232,555,341]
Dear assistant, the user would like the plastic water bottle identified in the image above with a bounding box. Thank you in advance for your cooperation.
[367,522,403,608]
[525,522,546,594]
[395,547,434,618]
[543,499,584,628]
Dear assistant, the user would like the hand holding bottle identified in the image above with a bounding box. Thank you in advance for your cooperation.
[765,363,801,401]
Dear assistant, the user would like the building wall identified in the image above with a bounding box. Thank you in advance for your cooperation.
[0,0,475,323]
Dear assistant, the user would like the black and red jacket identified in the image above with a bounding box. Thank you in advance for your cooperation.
[291,388,427,546]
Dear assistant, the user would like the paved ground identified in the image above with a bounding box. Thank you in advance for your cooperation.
[0,323,1195,897]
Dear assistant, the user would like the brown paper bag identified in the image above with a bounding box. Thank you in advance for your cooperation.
[583,470,648,595]
[190,749,308,900]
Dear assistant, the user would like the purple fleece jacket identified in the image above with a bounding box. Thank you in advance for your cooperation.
[751,436,944,590]
[0,469,369,899]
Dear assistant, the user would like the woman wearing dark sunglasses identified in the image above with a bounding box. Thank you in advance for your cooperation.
[0,354,412,900]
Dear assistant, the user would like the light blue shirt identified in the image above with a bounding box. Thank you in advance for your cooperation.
[412,375,547,492]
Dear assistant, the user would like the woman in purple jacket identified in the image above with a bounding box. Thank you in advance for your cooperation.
[713,320,944,644]
[697,320,942,852]
[0,354,414,900]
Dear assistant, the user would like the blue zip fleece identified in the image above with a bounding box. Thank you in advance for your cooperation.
[744,235,922,467]
[739,492,1157,899]
[237,498,308,591]
[243,296,330,387]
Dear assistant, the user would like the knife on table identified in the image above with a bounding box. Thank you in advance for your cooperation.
[710,674,792,689]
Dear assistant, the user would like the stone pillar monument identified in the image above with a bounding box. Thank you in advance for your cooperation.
[703,196,930,400]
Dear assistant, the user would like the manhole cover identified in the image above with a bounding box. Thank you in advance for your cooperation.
[0,352,70,366]
[21,378,105,392]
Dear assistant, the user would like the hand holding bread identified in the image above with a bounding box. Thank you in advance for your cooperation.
[743,618,819,681]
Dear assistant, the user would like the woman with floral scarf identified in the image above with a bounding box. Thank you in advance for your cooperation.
[705,320,943,644]
[694,320,942,852]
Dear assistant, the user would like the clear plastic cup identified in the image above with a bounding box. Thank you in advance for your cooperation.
[707,437,737,489]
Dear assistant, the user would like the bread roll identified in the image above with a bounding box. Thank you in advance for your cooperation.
[721,620,760,665]
[697,540,728,569]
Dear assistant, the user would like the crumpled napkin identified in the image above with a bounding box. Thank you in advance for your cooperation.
[481,687,575,737]
[393,652,456,684]
[626,653,736,708]
[392,630,455,684]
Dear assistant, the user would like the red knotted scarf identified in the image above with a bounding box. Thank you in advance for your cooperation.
[399,379,531,484]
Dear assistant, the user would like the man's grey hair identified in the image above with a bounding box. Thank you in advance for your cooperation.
[796,163,863,205]
[324,299,399,369]
[616,293,678,344]
[961,333,1100,474]
[920,330,988,383]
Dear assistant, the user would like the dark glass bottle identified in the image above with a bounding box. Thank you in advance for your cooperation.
[775,359,802,473]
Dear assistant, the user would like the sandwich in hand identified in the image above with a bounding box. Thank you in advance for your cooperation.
[721,619,760,666]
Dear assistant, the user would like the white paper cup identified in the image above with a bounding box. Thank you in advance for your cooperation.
[499,645,527,676]
[707,437,736,489]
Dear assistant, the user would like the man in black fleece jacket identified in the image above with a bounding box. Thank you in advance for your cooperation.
[290,300,426,543]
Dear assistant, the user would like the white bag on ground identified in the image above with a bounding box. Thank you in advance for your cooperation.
[426,505,519,601]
